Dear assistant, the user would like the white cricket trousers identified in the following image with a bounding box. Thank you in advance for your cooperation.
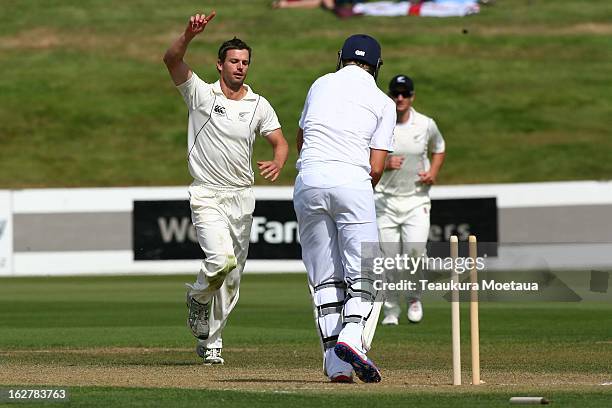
[375,193,430,318]
[294,174,379,377]
[186,183,255,349]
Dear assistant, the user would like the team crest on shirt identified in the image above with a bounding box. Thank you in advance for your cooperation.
[238,112,250,122]
[213,104,226,116]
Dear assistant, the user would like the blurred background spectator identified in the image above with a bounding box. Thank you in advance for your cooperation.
[272,0,368,18]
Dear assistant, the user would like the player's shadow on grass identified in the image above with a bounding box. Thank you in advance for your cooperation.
[218,379,323,384]
[122,361,203,366]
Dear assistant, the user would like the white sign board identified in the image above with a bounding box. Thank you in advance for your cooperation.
[0,191,12,276]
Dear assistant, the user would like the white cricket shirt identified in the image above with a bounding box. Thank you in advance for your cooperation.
[375,107,445,197]
[177,73,281,188]
[297,65,396,187]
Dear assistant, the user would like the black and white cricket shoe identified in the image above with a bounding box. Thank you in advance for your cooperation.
[196,344,224,365]
[186,294,210,340]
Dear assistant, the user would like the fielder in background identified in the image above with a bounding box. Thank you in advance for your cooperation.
[375,75,446,326]
[163,11,288,365]
[294,34,396,383]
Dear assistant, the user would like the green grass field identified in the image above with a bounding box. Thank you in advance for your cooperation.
[0,274,610,407]
[1,0,612,188]
[1,1,612,405]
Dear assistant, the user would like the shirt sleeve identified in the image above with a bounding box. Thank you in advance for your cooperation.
[427,119,446,153]
[175,73,213,111]
[298,84,314,129]
[257,97,281,137]
[369,99,397,152]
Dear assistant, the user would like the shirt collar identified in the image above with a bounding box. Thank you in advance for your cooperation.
[212,80,258,101]
[407,107,416,125]
[340,64,376,83]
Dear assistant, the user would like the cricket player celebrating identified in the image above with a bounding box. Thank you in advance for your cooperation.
[294,34,396,383]
[163,11,288,365]
[376,75,446,325]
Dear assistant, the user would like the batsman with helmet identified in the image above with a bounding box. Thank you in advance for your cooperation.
[293,34,396,383]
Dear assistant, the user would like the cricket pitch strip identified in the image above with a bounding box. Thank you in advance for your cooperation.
[0,347,608,394]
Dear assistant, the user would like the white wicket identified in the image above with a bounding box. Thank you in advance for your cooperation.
[469,235,481,385]
[450,234,481,386]
[450,236,461,386]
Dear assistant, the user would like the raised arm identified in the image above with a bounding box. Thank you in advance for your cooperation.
[163,11,216,86]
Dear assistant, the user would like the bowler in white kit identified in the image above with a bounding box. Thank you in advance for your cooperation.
[294,34,396,383]
[163,11,288,365]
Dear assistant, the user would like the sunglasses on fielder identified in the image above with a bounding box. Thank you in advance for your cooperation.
[390,90,413,98]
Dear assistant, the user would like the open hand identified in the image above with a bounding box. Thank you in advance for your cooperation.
[257,160,282,182]
[186,11,216,38]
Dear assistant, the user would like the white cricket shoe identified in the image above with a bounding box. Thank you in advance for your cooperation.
[196,343,224,365]
[381,314,399,326]
[407,300,423,323]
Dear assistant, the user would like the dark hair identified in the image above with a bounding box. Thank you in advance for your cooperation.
[218,37,252,63]
[342,59,375,76]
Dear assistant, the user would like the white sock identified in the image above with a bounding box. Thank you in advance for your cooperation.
[337,322,366,356]
[325,348,353,377]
